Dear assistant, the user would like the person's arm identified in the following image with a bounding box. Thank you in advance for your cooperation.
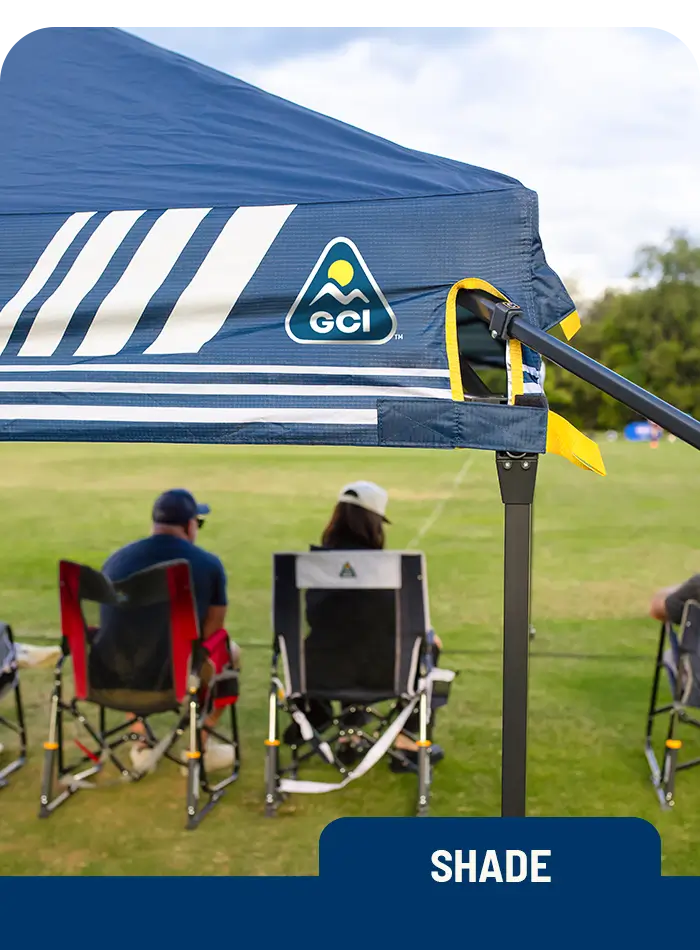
[203,605,227,640]
[649,585,679,622]
[651,575,700,626]
[202,557,228,639]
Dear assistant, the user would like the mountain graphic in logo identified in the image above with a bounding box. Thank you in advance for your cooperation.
[339,562,357,578]
[309,284,370,307]
[285,237,397,345]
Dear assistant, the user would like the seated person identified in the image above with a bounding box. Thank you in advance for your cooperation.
[95,489,239,773]
[286,479,444,770]
[650,575,700,626]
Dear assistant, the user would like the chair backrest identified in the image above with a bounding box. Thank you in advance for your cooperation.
[678,599,700,706]
[0,623,18,699]
[59,559,199,709]
[273,550,430,701]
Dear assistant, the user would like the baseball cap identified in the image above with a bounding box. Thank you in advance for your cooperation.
[152,489,210,527]
[338,480,391,523]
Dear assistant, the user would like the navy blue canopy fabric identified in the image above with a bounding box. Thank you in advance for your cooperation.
[0,28,578,455]
[0,27,522,214]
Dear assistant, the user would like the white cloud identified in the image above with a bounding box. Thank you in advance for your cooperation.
[234,27,700,301]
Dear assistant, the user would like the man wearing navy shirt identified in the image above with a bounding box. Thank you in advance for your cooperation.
[100,489,239,773]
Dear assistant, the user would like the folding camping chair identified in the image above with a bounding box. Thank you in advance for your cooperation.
[39,559,240,829]
[0,623,27,789]
[265,549,455,817]
[645,599,700,809]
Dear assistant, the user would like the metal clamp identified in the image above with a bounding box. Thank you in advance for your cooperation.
[489,303,522,341]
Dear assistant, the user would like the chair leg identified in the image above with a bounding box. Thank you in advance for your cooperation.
[185,688,240,831]
[39,666,108,817]
[16,677,27,761]
[645,623,676,808]
[185,691,202,830]
[265,684,281,817]
[38,690,98,816]
[659,712,681,809]
[416,691,431,817]
[0,680,27,789]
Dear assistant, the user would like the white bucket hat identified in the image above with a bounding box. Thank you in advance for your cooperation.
[338,480,390,523]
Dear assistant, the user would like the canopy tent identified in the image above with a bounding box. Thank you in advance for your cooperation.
[0,26,597,470]
[4,28,699,819]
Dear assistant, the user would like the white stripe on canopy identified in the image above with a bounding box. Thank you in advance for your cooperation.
[74,208,213,357]
[0,212,97,355]
[19,210,146,357]
[0,380,451,399]
[145,204,296,355]
[0,405,376,425]
[0,363,451,378]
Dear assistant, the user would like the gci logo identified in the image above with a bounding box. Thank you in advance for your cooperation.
[285,237,397,345]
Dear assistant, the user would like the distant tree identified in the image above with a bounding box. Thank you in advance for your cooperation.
[546,231,700,430]
[631,230,700,286]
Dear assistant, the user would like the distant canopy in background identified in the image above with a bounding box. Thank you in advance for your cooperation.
[0,27,599,473]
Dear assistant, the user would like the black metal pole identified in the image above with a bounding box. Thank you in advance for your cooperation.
[496,452,538,817]
[508,315,700,451]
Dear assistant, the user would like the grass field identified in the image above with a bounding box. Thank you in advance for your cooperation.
[1,437,699,876]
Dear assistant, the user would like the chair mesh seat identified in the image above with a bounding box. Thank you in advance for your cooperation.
[86,687,178,715]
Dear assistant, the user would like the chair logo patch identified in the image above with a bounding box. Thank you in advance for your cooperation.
[285,237,397,345]
[339,562,357,578]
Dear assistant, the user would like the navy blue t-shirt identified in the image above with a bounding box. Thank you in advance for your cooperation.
[89,536,228,693]
[101,534,227,628]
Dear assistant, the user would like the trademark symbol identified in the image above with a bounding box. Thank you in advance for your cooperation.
[395,334,404,341]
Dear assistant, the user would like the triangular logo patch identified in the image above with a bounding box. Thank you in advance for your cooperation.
[285,237,397,345]
[339,562,357,578]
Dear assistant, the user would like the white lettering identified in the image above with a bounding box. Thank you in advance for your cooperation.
[362,308,371,333]
[430,849,552,883]
[478,850,503,883]
[531,850,551,883]
[336,310,362,334]
[309,311,334,334]
[454,849,477,883]
[430,850,453,882]
[506,850,528,883]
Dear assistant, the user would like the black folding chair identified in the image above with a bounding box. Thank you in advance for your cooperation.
[265,549,455,817]
[39,559,240,829]
[645,599,700,809]
[0,623,27,790]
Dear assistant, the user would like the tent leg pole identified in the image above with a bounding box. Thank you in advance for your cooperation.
[496,452,538,818]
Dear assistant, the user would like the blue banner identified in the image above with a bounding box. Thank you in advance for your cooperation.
[625,421,663,441]
[2,817,698,946]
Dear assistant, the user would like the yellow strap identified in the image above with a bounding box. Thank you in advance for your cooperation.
[546,411,606,476]
[560,310,581,341]
[443,282,603,477]
[508,340,524,405]
[445,278,511,402]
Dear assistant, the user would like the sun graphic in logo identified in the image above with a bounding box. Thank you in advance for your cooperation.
[327,259,354,287]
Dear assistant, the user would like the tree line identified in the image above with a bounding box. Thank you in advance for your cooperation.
[543,231,700,431]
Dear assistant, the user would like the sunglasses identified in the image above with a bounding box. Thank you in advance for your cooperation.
[196,517,206,529]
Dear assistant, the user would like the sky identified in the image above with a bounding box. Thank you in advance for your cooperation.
[127,27,700,303]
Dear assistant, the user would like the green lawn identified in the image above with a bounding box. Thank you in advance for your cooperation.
[1,438,699,875]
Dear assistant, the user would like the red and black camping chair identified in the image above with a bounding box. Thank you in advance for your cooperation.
[646,599,700,809]
[0,622,27,790]
[39,559,240,829]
